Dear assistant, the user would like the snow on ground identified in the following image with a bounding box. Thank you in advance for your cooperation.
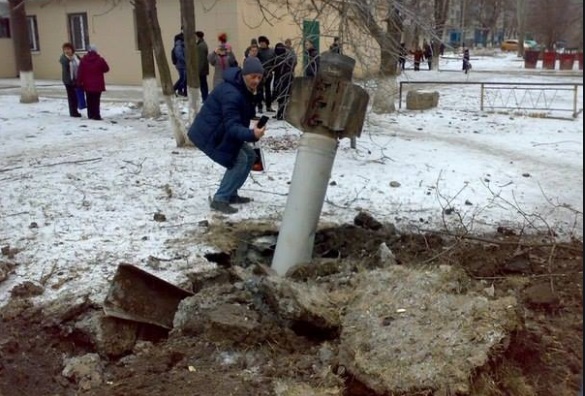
[0,52,582,308]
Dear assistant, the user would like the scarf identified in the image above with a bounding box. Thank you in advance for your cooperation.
[69,55,80,81]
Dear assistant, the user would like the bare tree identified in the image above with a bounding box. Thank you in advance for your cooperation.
[433,0,449,67]
[135,0,161,118]
[8,0,39,103]
[515,0,527,56]
[471,0,502,47]
[253,0,407,114]
[138,0,189,146]
[527,0,581,49]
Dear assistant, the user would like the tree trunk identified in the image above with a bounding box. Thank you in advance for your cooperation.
[9,0,38,103]
[371,3,400,114]
[433,0,450,69]
[135,0,160,118]
[141,0,187,147]
[516,0,526,57]
[180,0,201,121]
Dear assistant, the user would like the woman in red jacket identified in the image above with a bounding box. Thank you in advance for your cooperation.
[77,44,110,120]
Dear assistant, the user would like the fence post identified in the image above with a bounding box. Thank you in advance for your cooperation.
[574,84,578,118]
[398,82,403,109]
[480,83,484,111]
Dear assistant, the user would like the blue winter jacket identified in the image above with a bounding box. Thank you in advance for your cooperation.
[188,67,258,168]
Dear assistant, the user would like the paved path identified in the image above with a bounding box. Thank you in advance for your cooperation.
[0,78,150,103]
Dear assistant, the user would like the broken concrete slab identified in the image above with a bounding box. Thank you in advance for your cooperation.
[259,275,341,332]
[103,263,193,329]
[61,353,104,392]
[75,310,138,358]
[338,266,520,395]
[273,380,341,396]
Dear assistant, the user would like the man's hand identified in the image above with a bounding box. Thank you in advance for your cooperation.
[252,125,266,139]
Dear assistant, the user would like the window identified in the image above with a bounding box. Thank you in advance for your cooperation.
[0,18,9,38]
[68,13,89,51]
[27,16,39,51]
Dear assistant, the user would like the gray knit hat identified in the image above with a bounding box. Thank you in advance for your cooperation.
[242,56,264,76]
[87,44,98,52]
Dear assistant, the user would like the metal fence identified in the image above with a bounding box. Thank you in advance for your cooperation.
[398,81,583,119]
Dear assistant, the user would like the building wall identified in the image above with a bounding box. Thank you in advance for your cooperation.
[0,37,15,78]
[3,0,302,86]
[0,1,15,78]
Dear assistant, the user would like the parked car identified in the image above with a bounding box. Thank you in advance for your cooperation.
[500,39,539,52]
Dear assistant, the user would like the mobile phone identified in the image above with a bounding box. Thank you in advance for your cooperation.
[256,115,269,129]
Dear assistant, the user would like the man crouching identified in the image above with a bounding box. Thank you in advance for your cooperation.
[188,57,267,214]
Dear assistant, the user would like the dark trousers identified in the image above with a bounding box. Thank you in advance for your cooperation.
[64,84,79,116]
[86,91,102,120]
[199,74,209,101]
[258,74,273,110]
[274,74,293,119]
[173,67,186,96]
[398,57,406,70]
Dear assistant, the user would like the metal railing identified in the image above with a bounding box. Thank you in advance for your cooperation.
[398,81,583,118]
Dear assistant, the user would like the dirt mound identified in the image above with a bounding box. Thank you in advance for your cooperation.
[0,219,582,395]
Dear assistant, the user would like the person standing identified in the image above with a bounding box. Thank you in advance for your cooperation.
[304,39,319,77]
[462,48,471,74]
[187,57,267,215]
[284,38,298,72]
[257,36,276,113]
[398,42,407,71]
[411,46,424,71]
[244,38,258,58]
[77,44,110,120]
[272,42,296,120]
[243,43,262,114]
[208,43,238,89]
[195,31,209,101]
[59,42,82,118]
[329,37,341,53]
[423,40,433,70]
[172,33,187,96]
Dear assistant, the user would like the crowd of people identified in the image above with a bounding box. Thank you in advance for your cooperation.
[58,32,339,215]
[59,43,109,120]
[399,40,471,73]
[170,30,327,121]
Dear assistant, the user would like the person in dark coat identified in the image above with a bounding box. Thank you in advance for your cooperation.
[187,57,267,215]
[244,38,258,58]
[304,39,319,77]
[257,35,276,113]
[196,31,210,101]
[77,44,110,120]
[462,48,471,74]
[329,37,341,53]
[59,42,82,118]
[272,42,296,120]
[398,42,407,70]
[423,40,433,70]
[172,33,187,96]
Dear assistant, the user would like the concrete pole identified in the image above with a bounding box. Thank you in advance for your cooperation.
[271,133,338,276]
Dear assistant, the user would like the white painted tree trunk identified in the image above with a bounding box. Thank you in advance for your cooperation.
[163,95,188,146]
[19,71,38,104]
[187,86,201,124]
[141,77,161,118]
[371,75,397,114]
